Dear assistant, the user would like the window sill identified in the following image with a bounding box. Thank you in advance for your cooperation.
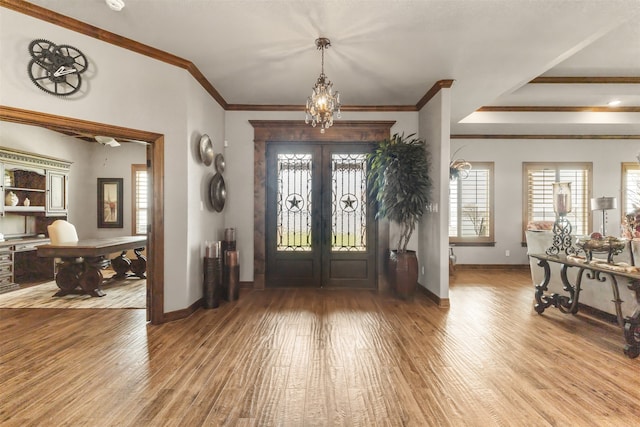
[449,241,496,247]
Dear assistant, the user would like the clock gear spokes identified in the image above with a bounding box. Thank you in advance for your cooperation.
[28,58,83,96]
[27,39,89,97]
[28,39,57,67]
[56,45,89,74]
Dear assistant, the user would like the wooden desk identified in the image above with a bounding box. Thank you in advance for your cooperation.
[529,253,640,358]
[37,236,147,297]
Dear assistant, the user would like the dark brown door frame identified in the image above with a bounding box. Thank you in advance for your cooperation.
[0,105,165,324]
[251,120,395,291]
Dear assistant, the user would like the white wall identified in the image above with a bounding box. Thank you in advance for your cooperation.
[88,143,146,238]
[186,77,226,304]
[0,8,225,312]
[224,110,419,281]
[418,90,451,300]
[450,138,640,265]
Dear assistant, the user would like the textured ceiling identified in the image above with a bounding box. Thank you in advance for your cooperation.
[21,0,640,135]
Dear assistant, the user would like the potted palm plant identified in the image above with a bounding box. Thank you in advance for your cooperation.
[367,132,431,298]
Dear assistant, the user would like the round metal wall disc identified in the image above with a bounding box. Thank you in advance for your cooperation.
[209,173,226,212]
[215,153,225,173]
[199,134,214,166]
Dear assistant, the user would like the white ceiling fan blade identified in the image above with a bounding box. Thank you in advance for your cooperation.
[95,135,121,147]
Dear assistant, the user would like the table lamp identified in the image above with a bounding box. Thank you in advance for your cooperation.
[590,196,617,236]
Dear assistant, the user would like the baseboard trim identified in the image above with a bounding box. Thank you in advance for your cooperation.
[417,285,450,308]
[577,303,619,325]
[163,298,203,322]
[455,264,530,270]
[162,284,254,322]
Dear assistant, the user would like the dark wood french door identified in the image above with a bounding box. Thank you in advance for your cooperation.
[266,142,377,288]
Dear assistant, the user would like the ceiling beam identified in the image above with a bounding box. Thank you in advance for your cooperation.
[530,77,640,84]
[451,134,640,140]
[477,106,640,113]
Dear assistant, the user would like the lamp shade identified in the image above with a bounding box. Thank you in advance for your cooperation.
[590,196,617,211]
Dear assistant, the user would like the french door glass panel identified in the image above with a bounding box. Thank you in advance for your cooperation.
[276,153,313,251]
[331,153,368,252]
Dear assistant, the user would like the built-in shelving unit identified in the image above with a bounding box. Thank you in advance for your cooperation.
[0,147,71,216]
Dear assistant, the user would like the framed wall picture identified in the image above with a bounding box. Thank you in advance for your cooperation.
[97,178,123,228]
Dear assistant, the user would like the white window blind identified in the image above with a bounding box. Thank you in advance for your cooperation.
[132,164,148,235]
[449,162,494,243]
[524,163,592,236]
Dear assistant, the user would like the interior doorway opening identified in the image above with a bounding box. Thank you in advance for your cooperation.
[0,106,165,323]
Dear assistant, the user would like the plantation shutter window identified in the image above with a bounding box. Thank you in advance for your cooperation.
[523,162,592,238]
[132,164,148,235]
[449,162,494,244]
[622,163,640,215]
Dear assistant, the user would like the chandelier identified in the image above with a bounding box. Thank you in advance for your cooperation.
[305,38,341,133]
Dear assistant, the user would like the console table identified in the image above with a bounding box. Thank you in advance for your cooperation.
[37,236,147,297]
[529,253,640,358]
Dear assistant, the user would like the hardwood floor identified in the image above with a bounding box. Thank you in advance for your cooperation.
[0,277,145,309]
[1,268,638,426]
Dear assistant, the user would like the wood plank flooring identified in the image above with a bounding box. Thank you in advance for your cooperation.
[1,268,639,426]
[0,277,145,309]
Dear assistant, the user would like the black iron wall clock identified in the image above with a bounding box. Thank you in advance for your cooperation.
[27,39,89,96]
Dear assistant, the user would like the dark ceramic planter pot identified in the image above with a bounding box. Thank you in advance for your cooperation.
[388,250,418,299]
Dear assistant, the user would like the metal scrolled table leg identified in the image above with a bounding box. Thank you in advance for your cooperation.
[623,280,640,358]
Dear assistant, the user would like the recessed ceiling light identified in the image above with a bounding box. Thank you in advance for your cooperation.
[608,99,621,107]
[105,0,125,11]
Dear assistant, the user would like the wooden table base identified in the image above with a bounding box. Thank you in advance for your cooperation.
[111,248,147,280]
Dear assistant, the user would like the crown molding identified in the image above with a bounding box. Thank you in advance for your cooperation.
[416,80,455,110]
[249,120,396,130]
[530,76,640,84]
[227,104,417,112]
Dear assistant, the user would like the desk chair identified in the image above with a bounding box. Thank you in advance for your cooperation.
[47,220,79,245]
[46,220,95,295]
